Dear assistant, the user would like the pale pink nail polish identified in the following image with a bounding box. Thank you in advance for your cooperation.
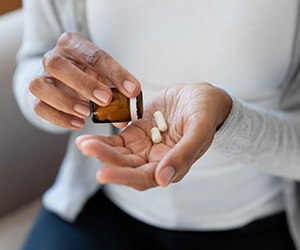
[93,89,110,104]
[74,104,90,117]
[123,80,136,94]
[70,119,84,128]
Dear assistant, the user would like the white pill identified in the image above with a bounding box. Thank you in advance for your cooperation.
[153,111,168,132]
[151,127,162,144]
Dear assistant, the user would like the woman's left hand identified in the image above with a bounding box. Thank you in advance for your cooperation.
[76,83,232,190]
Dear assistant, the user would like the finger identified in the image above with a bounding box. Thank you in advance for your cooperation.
[96,162,157,191]
[76,134,123,148]
[43,50,112,106]
[34,99,85,130]
[30,75,90,119]
[112,122,128,128]
[77,138,145,167]
[69,60,114,88]
[56,32,141,98]
[155,126,214,187]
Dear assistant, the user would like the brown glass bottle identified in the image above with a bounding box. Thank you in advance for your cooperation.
[90,88,143,123]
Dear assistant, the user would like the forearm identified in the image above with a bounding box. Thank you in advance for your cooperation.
[212,93,300,180]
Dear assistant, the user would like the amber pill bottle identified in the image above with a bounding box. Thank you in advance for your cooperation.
[90,88,143,123]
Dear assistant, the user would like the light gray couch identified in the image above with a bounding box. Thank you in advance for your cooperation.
[0,9,69,250]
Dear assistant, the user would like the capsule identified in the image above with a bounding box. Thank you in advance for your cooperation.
[151,127,162,144]
[153,111,168,132]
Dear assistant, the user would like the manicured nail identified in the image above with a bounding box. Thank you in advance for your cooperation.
[159,166,175,186]
[70,119,84,129]
[93,89,110,104]
[123,80,136,94]
[74,104,90,117]
[75,135,91,147]
[96,170,105,183]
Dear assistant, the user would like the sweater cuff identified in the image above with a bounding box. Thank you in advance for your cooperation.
[211,86,246,151]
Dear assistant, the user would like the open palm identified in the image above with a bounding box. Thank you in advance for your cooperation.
[76,83,231,190]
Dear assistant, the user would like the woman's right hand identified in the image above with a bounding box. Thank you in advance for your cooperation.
[29,32,141,130]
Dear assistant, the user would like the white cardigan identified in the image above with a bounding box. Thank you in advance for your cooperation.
[13,0,300,248]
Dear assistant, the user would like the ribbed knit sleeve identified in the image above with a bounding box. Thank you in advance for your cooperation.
[212,91,300,180]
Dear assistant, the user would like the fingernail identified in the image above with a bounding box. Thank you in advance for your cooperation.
[70,119,84,129]
[74,104,90,117]
[75,135,90,147]
[123,80,136,94]
[93,89,110,104]
[96,170,105,183]
[159,166,175,186]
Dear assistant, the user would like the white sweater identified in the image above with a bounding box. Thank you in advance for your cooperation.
[13,0,300,231]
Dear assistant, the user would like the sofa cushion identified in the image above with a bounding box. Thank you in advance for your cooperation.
[0,9,69,218]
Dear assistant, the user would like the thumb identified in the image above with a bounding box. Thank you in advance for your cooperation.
[155,129,214,187]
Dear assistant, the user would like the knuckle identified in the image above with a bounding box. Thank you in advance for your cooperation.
[88,49,107,66]
[57,32,76,47]
[29,77,44,95]
[57,32,102,66]
[42,50,52,67]
[29,78,39,94]
[43,52,63,72]
[109,63,125,80]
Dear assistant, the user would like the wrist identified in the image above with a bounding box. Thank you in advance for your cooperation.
[213,85,233,130]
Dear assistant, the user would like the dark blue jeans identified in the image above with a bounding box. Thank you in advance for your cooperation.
[22,189,296,250]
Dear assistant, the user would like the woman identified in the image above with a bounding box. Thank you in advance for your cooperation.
[14,0,300,249]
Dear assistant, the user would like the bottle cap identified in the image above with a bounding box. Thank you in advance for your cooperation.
[130,91,143,121]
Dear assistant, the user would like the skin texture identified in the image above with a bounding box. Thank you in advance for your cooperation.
[76,83,232,190]
[29,32,232,190]
[29,32,141,130]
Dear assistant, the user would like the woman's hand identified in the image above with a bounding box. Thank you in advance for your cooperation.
[76,83,232,190]
[29,32,141,130]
